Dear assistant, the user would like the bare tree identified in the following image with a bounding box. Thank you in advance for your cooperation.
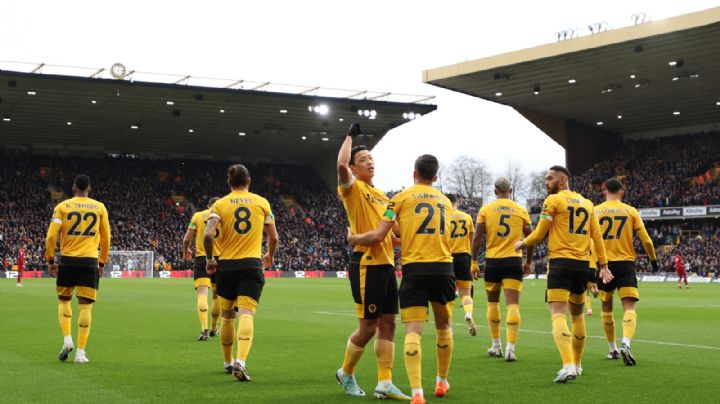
[525,170,547,211]
[444,156,492,203]
[504,161,527,202]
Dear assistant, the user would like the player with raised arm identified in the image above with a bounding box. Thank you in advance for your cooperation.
[447,194,477,336]
[183,197,221,341]
[514,166,613,382]
[45,174,111,364]
[349,154,454,404]
[595,178,658,366]
[471,177,533,361]
[204,164,279,381]
[334,123,408,400]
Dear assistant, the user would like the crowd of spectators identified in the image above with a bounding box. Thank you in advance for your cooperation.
[644,220,720,276]
[2,128,720,277]
[0,150,351,272]
[575,131,720,208]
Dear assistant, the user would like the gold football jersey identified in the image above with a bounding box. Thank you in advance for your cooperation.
[478,198,531,259]
[209,191,274,260]
[188,209,221,257]
[528,190,607,264]
[449,209,474,255]
[382,184,452,265]
[595,199,656,261]
[45,196,111,262]
[338,178,394,265]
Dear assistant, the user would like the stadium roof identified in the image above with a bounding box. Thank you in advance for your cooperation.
[0,66,436,162]
[423,7,720,136]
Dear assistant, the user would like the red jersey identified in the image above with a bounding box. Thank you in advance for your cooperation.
[674,255,684,272]
[18,250,26,270]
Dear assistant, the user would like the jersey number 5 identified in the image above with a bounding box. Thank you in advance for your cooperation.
[496,214,512,237]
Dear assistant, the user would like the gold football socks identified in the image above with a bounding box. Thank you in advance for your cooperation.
[236,314,254,362]
[571,314,586,366]
[197,295,209,331]
[404,333,422,389]
[551,313,573,366]
[77,304,93,349]
[58,300,72,337]
[341,338,365,375]
[435,328,453,379]
[374,338,394,382]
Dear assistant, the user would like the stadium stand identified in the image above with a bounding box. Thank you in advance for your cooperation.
[0,149,351,273]
[575,131,720,208]
[1,130,718,276]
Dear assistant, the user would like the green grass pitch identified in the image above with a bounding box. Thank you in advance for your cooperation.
[1,278,718,403]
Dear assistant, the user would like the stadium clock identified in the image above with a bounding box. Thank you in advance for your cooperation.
[110,63,127,79]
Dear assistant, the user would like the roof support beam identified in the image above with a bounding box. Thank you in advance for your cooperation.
[299,86,320,95]
[347,90,367,99]
[174,75,191,85]
[89,68,105,78]
[31,63,45,74]
[225,80,244,89]
[251,82,270,90]
[412,95,436,104]
[368,92,391,100]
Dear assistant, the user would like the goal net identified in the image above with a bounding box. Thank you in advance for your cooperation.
[106,251,154,278]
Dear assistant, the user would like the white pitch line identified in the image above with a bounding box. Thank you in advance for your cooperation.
[313,310,720,351]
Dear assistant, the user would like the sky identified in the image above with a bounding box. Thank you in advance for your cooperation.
[2,0,717,191]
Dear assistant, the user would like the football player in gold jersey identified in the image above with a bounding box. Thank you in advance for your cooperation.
[447,194,477,336]
[45,175,111,364]
[472,177,532,361]
[349,154,454,404]
[595,178,657,366]
[514,166,612,382]
[183,197,221,341]
[204,164,278,381]
[335,123,408,400]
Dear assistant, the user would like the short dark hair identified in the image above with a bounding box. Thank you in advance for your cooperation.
[604,178,624,193]
[447,193,458,204]
[73,175,91,191]
[208,196,220,207]
[350,145,369,166]
[415,154,439,181]
[549,165,571,178]
[227,164,250,188]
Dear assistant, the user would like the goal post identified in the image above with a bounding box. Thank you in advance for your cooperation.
[106,251,154,278]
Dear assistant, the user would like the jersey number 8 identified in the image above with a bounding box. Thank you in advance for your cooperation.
[233,207,252,235]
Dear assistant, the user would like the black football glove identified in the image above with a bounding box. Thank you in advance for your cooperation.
[347,123,362,138]
[651,260,659,273]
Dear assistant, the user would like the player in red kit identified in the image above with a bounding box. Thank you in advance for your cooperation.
[673,254,688,289]
[17,245,27,287]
